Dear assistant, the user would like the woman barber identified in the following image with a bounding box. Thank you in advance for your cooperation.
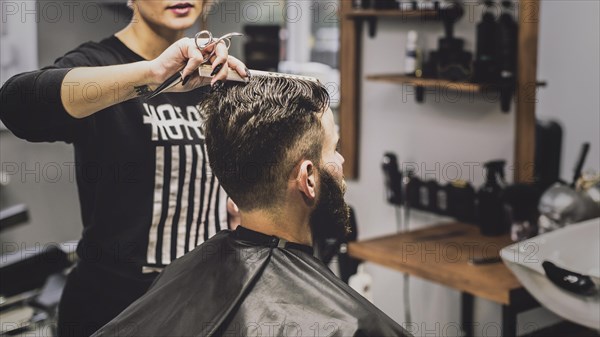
[0,1,246,336]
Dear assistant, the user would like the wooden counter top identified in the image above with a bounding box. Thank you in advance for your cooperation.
[348,222,522,305]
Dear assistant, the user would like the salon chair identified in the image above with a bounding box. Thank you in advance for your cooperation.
[0,244,73,335]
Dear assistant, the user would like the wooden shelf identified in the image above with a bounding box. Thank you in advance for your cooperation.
[345,9,441,19]
[366,74,486,94]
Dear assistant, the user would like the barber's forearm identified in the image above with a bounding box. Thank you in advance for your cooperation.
[60,61,160,119]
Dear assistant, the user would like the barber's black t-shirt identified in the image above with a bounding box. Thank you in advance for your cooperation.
[0,36,227,278]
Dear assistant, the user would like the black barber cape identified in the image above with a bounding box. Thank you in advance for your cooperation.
[92,226,411,337]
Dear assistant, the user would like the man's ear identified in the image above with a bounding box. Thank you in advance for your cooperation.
[297,160,317,201]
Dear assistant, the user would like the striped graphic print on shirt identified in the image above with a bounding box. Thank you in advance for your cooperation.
[146,144,227,267]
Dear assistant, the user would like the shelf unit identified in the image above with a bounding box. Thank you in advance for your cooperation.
[343,8,461,37]
[366,74,483,93]
[339,0,541,181]
[345,9,441,18]
[366,74,545,105]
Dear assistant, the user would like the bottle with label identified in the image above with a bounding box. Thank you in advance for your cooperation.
[400,1,416,11]
[425,180,439,213]
[404,30,422,77]
[417,0,435,10]
[406,174,423,210]
[447,180,476,222]
[418,179,430,210]
[436,183,449,215]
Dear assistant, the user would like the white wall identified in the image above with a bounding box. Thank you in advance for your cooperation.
[536,0,600,180]
[344,1,598,335]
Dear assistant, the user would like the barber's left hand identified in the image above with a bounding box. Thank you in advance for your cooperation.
[150,37,248,93]
[179,39,248,89]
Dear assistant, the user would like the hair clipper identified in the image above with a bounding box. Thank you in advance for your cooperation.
[382,153,403,206]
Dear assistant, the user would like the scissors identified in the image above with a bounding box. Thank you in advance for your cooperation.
[146,31,243,99]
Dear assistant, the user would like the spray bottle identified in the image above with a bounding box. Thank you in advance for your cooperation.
[478,160,508,236]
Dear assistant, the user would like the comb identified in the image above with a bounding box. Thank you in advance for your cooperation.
[196,64,321,84]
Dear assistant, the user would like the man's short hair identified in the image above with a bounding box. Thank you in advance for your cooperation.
[202,76,330,211]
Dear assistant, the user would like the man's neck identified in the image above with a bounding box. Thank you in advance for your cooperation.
[115,17,183,60]
[240,208,312,246]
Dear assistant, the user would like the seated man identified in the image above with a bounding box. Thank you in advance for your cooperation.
[92,77,411,337]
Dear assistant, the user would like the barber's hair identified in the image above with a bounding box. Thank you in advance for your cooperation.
[202,76,330,211]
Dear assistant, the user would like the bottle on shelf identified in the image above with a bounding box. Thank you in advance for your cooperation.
[436,182,449,215]
[422,1,470,81]
[353,0,372,9]
[404,30,422,77]
[477,160,508,236]
[447,180,476,223]
[496,0,518,111]
[418,179,430,210]
[417,0,435,11]
[425,180,439,213]
[399,1,416,11]
[374,0,399,9]
[406,174,423,210]
[473,0,499,83]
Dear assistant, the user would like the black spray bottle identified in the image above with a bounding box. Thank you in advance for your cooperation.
[478,160,507,236]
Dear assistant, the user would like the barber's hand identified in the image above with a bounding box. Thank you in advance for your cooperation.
[148,37,248,91]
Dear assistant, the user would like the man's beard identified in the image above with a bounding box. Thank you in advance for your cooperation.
[309,168,351,243]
